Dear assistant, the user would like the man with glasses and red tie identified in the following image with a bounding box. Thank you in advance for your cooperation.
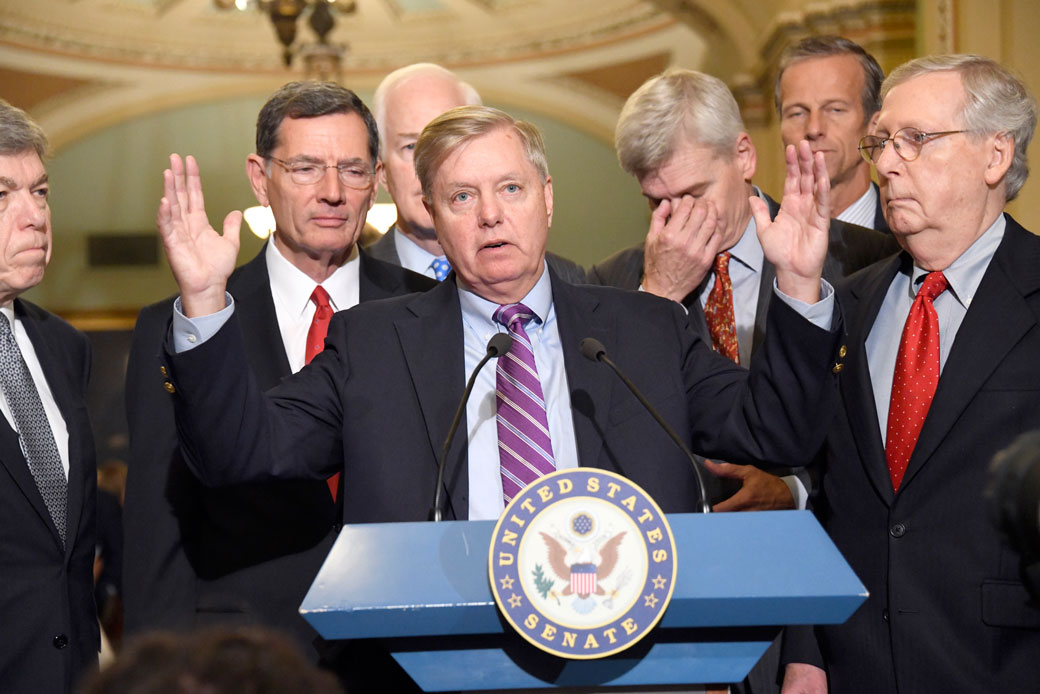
[781,55,1040,694]
[122,82,435,662]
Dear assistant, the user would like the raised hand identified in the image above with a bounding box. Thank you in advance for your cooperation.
[642,196,723,302]
[157,154,242,317]
[751,140,830,304]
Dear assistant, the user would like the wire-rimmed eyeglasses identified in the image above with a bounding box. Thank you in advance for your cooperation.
[858,127,967,164]
[269,157,375,189]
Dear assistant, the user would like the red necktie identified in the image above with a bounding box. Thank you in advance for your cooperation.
[885,272,948,491]
[305,286,339,500]
[704,252,740,364]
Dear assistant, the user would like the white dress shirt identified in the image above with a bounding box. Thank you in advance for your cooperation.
[265,238,360,374]
[836,183,879,230]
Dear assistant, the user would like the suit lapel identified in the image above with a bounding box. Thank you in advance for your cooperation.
[749,193,780,357]
[841,255,904,504]
[551,275,614,469]
[15,301,82,553]
[901,219,1040,490]
[228,248,292,388]
[394,281,468,519]
[358,249,405,302]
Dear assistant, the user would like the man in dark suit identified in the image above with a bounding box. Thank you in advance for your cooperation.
[157,105,842,691]
[781,55,1040,694]
[589,68,896,516]
[0,100,100,691]
[775,36,889,232]
[368,62,586,284]
[121,82,435,659]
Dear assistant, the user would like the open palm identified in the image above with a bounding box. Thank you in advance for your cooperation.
[156,154,242,317]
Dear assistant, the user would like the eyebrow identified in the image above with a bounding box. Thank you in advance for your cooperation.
[286,155,370,167]
[0,174,46,189]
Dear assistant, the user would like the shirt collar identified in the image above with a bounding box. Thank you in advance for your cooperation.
[392,224,446,273]
[909,213,1006,310]
[835,184,878,228]
[457,261,553,332]
[728,186,765,274]
[265,237,360,315]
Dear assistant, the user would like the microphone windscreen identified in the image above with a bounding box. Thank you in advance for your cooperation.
[580,337,607,362]
[487,333,514,357]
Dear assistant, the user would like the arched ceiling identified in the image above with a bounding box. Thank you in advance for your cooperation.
[0,0,913,149]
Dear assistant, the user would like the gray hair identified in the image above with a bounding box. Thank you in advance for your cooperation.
[774,35,884,125]
[373,63,481,156]
[414,105,547,200]
[255,82,378,168]
[883,54,1038,201]
[0,99,48,159]
[615,68,744,180]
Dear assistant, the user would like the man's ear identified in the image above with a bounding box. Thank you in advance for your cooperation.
[544,176,554,228]
[246,154,270,206]
[377,158,388,190]
[735,132,757,182]
[984,132,1015,188]
[368,161,383,211]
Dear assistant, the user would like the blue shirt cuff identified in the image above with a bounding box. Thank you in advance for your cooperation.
[171,293,235,353]
[773,278,834,332]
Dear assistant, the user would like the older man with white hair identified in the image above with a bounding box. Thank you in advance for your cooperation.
[781,54,1040,694]
[369,63,586,283]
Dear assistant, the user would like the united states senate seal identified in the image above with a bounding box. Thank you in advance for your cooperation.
[488,468,677,659]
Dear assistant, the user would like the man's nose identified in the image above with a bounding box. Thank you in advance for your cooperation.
[316,167,345,203]
[13,190,47,230]
[478,195,502,227]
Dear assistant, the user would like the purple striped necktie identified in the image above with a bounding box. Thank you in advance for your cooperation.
[493,303,556,504]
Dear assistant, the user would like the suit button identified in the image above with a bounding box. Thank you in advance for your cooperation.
[838,345,847,358]
[160,365,169,377]
[882,609,889,622]
[163,381,176,394]
[890,522,906,538]
[53,634,68,649]
[832,363,844,373]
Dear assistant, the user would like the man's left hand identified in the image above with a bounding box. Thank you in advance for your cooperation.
[705,459,796,512]
[752,140,830,304]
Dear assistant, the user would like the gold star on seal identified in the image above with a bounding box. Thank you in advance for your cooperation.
[644,593,659,608]
[499,575,515,590]
[508,593,523,608]
[652,574,668,590]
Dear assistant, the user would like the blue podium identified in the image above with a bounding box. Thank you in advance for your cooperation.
[300,510,865,691]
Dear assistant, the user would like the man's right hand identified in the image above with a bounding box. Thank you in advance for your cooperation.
[782,663,828,694]
[641,196,723,303]
[157,154,241,318]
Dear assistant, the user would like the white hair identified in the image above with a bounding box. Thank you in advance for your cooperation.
[373,63,481,156]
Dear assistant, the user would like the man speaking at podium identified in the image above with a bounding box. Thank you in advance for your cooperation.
[157,105,840,687]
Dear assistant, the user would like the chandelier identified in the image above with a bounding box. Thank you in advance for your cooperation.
[213,0,356,81]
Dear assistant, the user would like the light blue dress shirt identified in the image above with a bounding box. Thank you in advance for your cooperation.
[392,226,449,280]
[459,264,579,520]
[866,214,1006,443]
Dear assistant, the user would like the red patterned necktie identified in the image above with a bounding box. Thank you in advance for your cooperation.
[885,271,948,491]
[703,252,740,364]
[493,303,556,504]
[305,286,339,500]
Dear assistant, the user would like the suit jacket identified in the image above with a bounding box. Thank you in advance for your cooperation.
[0,300,99,693]
[122,247,436,657]
[784,215,1040,693]
[587,193,897,354]
[369,224,588,284]
[870,181,889,233]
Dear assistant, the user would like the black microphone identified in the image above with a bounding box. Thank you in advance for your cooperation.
[579,337,711,513]
[430,333,514,521]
